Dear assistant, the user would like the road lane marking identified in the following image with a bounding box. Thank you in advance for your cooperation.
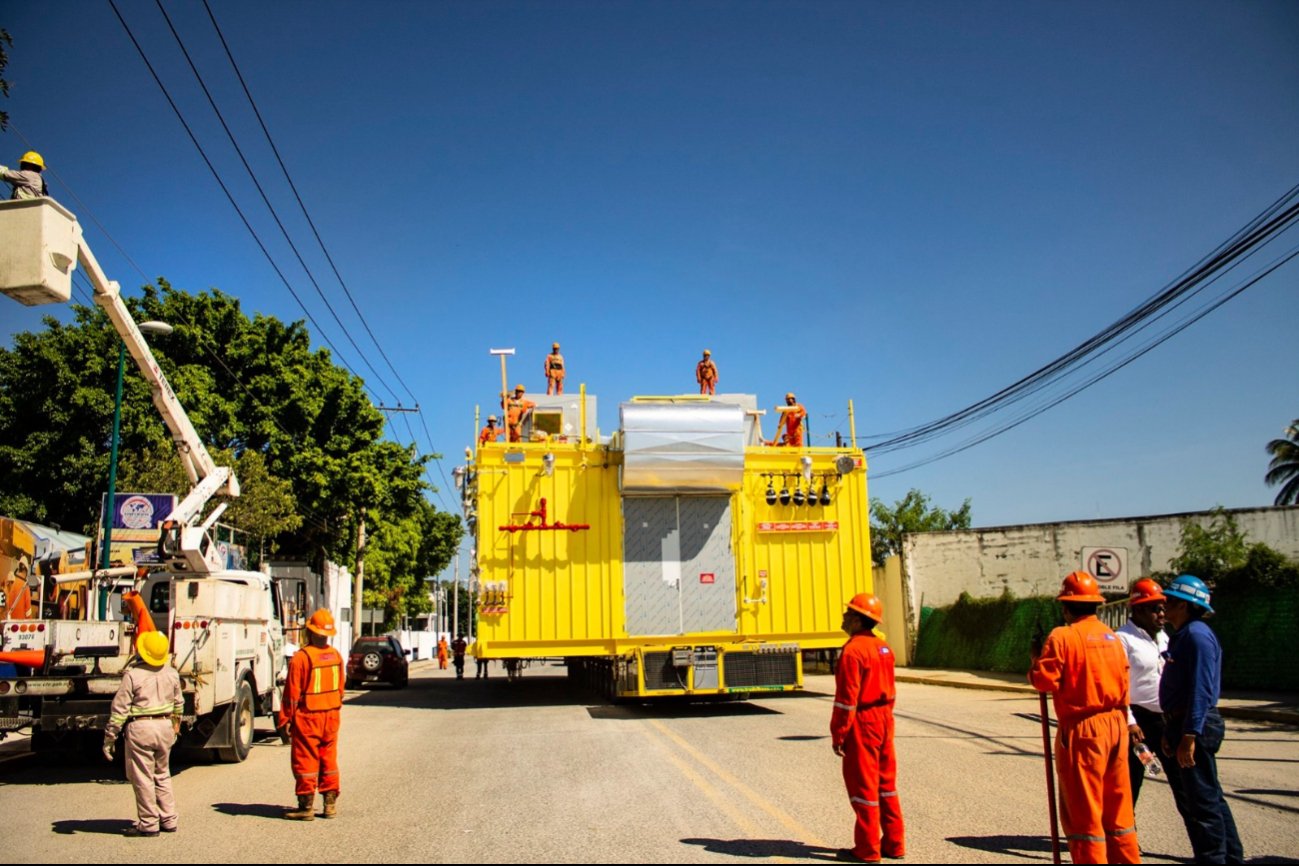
[647,718,829,849]
[635,725,767,838]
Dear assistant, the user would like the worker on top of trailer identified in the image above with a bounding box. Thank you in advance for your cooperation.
[479,415,502,445]
[774,393,807,447]
[280,609,344,821]
[545,342,566,395]
[696,350,718,396]
[1029,571,1139,864]
[830,593,905,863]
[504,385,535,443]
[0,151,48,200]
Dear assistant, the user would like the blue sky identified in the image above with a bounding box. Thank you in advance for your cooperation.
[3,1,1297,558]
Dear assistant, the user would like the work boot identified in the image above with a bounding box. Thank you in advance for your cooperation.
[284,794,315,821]
[322,790,338,819]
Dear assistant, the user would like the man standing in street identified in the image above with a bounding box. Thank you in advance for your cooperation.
[103,631,182,837]
[280,609,344,821]
[1117,577,1170,805]
[830,593,905,863]
[695,350,718,395]
[1029,571,1139,864]
[1159,575,1244,864]
[451,634,468,680]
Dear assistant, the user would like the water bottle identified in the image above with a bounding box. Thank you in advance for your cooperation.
[1134,742,1162,778]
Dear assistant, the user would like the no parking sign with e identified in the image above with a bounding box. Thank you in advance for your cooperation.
[1082,547,1128,593]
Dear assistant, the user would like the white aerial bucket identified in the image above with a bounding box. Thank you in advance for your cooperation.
[0,198,81,306]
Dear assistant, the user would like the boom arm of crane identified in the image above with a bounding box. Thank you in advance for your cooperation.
[0,198,238,575]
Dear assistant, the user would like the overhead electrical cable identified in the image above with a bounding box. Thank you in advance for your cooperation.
[862,183,1299,457]
[105,0,377,400]
[148,0,399,405]
[199,0,420,406]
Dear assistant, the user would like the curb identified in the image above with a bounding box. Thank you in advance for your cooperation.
[895,673,1299,726]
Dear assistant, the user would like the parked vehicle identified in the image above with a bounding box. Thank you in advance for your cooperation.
[346,636,410,689]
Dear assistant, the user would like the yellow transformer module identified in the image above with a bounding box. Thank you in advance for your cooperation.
[461,392,871,699]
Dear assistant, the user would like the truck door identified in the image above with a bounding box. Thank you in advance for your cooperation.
[622,495,736,636]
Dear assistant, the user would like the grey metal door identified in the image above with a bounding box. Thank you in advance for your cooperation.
[623,496,736,636]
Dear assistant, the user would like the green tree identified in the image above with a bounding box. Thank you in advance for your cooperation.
[869,488,972,565]
[0,280,460,592]
[1163,507,1299,591]
[1265,419,1299,506]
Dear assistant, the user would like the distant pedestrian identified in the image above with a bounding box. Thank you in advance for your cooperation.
[1029,571,1139,864]
[103,631,182,837]
[1159,575,1244,864]
[437,637,449,670]
[451,634,468,680]
[0,151,48,200]
[1117,577,1170,805]
[830,593,905,863]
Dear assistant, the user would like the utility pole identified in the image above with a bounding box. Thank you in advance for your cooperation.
[490,348,515,413]
[353,509,366,640]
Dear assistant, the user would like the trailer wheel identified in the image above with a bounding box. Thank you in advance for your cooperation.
[216,679,255,763]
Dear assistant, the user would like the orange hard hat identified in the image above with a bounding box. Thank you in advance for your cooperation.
[1129,577,1166,607]
[306,608,336,636]
[846,593,884,622]
[1058,570,1105,603]
[785,392,796,400]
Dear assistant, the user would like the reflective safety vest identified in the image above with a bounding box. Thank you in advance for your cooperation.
[301,645,344,712]
[547,353,565,373]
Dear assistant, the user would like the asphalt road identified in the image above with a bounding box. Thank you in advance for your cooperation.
[4,661,1297,863]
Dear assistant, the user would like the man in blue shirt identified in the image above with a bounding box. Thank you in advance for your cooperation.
[1158,574,1244,864]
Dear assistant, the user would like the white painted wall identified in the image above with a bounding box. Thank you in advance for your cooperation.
[903,505,1299,615]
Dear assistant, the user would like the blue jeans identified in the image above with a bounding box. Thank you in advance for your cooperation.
[1162,710,1244,864]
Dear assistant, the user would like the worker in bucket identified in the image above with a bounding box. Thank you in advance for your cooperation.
[279,609,344,821]
[775,392,807,447]
[830,593,905,863]
[479,415,502,445]
[544,342,566,395]
[1159,575,1244,864]
[1029,571,1139,864]
[695,349,718,395]
[1117,577,1170,805]
[0,151,48,200]
[102,631,183,837]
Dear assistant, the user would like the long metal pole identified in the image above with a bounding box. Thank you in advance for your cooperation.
[352,509,366,640]
[98,340,127,619]
[1039,692,1062,865]
[452,552,460,638]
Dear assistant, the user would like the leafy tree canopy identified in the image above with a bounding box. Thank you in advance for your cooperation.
[1265,419,1299,506]
[869,488,972,565]
[1160,507,1298,592]
[0,280,462,611]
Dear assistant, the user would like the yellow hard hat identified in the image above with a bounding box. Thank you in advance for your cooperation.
[136,631,170,666]
[20,151,45,170]
[703,349,712,356]
[514,384,525,392]
[786,392,796,400]
[552,342,560,349]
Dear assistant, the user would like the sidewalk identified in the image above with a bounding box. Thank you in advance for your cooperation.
[895,667,1299,725]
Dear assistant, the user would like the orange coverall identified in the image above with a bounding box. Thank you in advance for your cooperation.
[545,352,565,395]
[279,644,344,798]
[779,403,807,447]
[1029,616,1139,864]
[479,424,502,445]
[831,632,906,862]
[437,638,449,669]
[696,359,718,395]
[506,397,536,442]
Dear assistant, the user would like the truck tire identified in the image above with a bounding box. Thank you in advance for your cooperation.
[216,679,255,763]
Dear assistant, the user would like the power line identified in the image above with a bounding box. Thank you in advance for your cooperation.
[147,0,399,405]
[199,0,420,406]
[105,0,377,401]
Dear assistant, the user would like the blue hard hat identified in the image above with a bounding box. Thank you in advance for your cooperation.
[1165,574,1214,613]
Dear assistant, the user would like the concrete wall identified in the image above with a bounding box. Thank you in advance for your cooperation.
[902,505,1299,618]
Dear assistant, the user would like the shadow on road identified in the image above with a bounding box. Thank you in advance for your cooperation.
[345,671,590,711]
[587,700,782,721]
[947,834,1057,861]
[212,802,289,820]
[681,837,840,860]
[51,818,134,835]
